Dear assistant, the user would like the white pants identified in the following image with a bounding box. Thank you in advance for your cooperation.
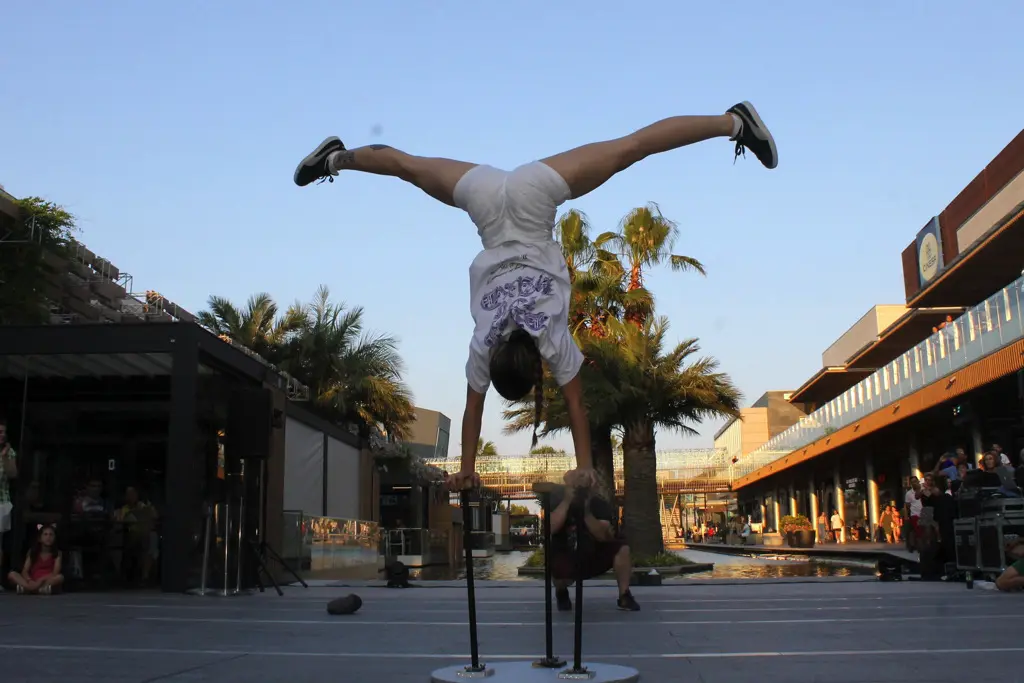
[453,162,571,249]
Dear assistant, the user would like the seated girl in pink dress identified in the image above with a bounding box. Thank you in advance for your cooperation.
[8,524,64,594]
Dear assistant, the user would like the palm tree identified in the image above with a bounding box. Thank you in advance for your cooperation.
[606,203,706,325]
[280,286,415,440]
[504,205,735,553]
[613,317,742,557]
[477,439,499,457]
[200,286,416,441]
[557,209,653,338]
[196,292,305,363]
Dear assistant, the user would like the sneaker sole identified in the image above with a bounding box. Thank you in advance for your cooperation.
[737,101,778,170]
[293,136,342,186]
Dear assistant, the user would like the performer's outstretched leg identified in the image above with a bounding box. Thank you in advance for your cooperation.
[541,102,777,200]
[294,138,477,207]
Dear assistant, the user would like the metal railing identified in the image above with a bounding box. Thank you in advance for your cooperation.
[380,527,450,558]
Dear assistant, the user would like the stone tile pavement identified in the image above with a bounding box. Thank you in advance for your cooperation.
[0,578,1016,682]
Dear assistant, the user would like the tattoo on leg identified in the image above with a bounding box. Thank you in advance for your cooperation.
[368,144,392,151]
[332,150,356,167]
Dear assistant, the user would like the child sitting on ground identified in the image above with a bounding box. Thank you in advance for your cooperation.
[8,524,64,594]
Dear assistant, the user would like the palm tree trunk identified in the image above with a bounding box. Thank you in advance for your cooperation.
[591,424,616,506]
[622,419,663,558]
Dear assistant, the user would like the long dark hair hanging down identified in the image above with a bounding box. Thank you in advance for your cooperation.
[531,351,544,449]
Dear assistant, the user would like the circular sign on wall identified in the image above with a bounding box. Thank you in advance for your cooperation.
[919,231,940,282]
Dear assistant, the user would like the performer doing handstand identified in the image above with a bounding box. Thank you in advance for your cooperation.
[294,104,778,491]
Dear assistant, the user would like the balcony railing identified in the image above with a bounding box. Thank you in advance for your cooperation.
[731,273,1024,481]
[380,528,450,558]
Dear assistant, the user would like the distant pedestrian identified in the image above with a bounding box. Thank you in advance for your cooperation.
[830,510,844,543]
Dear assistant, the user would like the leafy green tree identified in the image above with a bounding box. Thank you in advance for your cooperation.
[0,197,77,324]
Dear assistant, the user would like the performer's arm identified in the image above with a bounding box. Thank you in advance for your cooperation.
[583,513,615,542]
[460,385,486,475]
[560,376,593,470]
[549,494,573,534]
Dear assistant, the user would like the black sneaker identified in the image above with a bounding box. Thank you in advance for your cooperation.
[293,136,346,187]
[617,591,640,612]
[555,588,572,612]
[727,102,777,169]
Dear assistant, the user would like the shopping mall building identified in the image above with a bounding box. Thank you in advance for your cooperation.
[730,128,1024,538]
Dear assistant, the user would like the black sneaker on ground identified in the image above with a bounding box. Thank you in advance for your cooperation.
[293,136,346,187]
[727,102,778,169]
[617,591,640,612]
[555,588,573,612]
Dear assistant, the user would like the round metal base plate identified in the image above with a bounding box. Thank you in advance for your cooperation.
[430,661,639,683]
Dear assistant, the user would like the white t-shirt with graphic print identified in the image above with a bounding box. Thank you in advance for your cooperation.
[466,240,583,394]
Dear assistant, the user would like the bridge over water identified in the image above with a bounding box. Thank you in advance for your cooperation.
[425,449,736,500]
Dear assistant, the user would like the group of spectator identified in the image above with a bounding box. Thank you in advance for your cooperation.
[3,469,161,594]
[900,442,1024,587]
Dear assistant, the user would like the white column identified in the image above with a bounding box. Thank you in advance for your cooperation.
[833,465,846,543]
[808,475,820,539]
[759,498,767,528]
[908,437,922,481]
[866,456,879,538]
[772,493,781,532]
[788,484,797,516]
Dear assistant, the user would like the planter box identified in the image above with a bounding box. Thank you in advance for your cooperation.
[784,530,816,548]
[762,533,785,547]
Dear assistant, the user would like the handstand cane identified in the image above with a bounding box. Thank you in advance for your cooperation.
[564,487,590,678]
[460,489,487,676]
[534,490,565,669]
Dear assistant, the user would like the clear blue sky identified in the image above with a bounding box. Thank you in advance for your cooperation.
[2,1,1020,457]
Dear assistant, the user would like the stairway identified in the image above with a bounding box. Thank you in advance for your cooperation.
[660,496,683,543]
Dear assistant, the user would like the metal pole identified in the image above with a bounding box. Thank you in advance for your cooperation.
[235,491,245,593]
[221,502,231,596]
[534,491,564,668]
[198,505,212,594]
[570,488,587,674]
[461,490,484,673]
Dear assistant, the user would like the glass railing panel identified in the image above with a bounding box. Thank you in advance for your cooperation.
[944,319,968,373]
[934,326,953,378]
[305,515,379,574]
[1006,283,1024,341]
[963,311,985,364]
[977,298,1000,355]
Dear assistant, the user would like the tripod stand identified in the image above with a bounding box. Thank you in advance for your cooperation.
[245,457,307,595]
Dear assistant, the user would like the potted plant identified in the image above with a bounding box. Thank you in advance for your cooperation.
[780,514,816,548]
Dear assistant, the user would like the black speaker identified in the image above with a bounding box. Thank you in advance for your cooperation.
[225,387,273,460]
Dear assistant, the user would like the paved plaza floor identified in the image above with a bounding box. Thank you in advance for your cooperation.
[0,578,1018,682]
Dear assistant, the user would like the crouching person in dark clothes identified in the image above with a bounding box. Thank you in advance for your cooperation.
[547,483,640,612]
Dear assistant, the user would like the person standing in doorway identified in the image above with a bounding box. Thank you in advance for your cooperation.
[879,505,895,543]
[816,511,828,545]
[0,419,17,586]
[830,509,844,543]
[904,476,923,551]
